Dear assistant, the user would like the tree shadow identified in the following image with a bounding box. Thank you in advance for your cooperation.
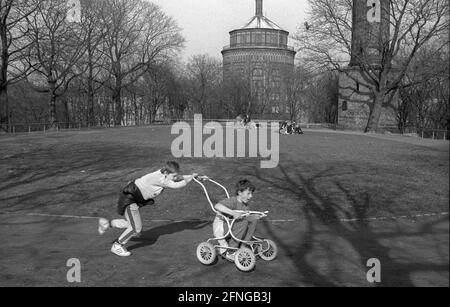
[127,220,212,251]
[0,141,171,214]
[250,162,448,287]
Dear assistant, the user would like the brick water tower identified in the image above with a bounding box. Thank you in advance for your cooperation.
[338,0,398,130]
[222,0,296,119]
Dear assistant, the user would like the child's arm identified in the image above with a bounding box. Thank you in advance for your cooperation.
[181,174,198,183]
[164,173,198,189]
[215,203,242,219]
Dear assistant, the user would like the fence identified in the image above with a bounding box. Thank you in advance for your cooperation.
[0,120,174,134]
[1,120,448,141]
[416,128,449,141]
[2,122,102,134]
[375,125,449,141]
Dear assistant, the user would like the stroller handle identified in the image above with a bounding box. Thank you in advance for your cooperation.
[193,176,231,213]
[193,176,268,217]
[235,210,269,218]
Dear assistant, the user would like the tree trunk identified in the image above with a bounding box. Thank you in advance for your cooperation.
[0,87,9,132]
[0,20,9,132]
[86,32,95,127]
[246,99,252,118]
[63,97,70,126]
[151,106,158,124]
[133,95,139,126]
[365,92,384,133]
[113,77,122,126]
[87,72,95,127]
[49,82,58,130]
[148,105,152,124]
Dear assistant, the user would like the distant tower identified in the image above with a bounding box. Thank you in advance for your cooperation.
[222,0,296,119]
[338,0,397,130]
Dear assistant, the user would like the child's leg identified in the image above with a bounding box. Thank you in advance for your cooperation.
[243,216,258,241]
[230,216,258,246]
[213,217,229,254]
[229,219,250,248]
[110,219,129,229]
[116,204,142,245]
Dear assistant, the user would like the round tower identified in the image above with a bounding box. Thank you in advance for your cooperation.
[222,0,296,119]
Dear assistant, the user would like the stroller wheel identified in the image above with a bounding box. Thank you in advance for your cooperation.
[257,239,278,261]
[234,247,256,272]
[196,242,217,265]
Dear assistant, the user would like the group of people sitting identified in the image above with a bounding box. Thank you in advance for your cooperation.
[234,115,303,135]
[236,114,258,129]
[279,120,304,135]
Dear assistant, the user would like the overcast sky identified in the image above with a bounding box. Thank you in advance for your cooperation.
[149,0,310,61]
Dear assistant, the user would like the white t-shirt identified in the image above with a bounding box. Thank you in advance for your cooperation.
[134,170,187,200]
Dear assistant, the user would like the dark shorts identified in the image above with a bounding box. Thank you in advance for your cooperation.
[117,181,155,216]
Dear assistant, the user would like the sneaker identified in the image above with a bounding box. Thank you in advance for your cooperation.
[111,242,131,257]
[98,218,110,235]
[224,251,236,262]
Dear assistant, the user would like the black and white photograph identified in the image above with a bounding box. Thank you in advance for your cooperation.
[0,0,448,291]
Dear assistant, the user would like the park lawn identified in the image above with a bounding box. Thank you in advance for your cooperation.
[0,126,448,223]
[0,126,448,287]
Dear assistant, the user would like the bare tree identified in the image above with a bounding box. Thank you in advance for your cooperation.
[140,63,173,123]
[285,65,311,121]
[185,54,221,117]
[166,67,189,120]
[100,0,184,126]
[220,70,250,119]
[0,0,39,131]
[77,0,108,126]
[399,42,449,132]
[306,71,339,123]
[25,0,89,129]
[295,0,449,132]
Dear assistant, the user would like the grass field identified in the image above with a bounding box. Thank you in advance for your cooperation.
[0,126,448,286]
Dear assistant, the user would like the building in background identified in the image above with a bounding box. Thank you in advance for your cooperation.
[222,0,296,119]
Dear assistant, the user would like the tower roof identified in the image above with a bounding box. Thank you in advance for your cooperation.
[240,0,285,31]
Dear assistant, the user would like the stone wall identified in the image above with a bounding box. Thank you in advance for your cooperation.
[338,68,398,130]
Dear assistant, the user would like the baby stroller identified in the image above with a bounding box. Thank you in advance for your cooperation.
[193,176,278,272]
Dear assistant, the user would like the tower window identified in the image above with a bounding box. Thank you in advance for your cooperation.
[342,101,348,111]
[256,33,262,44]
[356,82,360,92]
[252,68,263,77]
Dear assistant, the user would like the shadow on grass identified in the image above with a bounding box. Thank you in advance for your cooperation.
[127,220,212,251]
[250,162,448,287]
[0,143,172,213]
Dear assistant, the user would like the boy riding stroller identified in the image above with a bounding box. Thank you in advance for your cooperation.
[194,176,277,272]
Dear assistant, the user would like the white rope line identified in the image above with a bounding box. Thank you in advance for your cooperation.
[338,212,449,222]
[26,213,99,219]
[1,211,447,224]
[21,213,296,223]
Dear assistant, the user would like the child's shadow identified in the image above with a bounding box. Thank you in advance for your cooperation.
[127,220,212,251]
